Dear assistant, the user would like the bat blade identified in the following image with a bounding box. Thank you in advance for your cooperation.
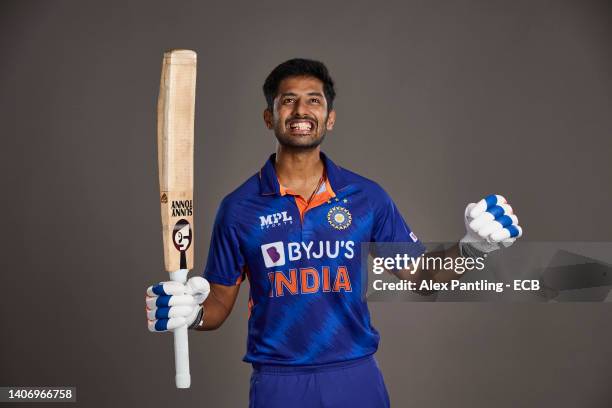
[158,49,196,272]
[156,49,197,389]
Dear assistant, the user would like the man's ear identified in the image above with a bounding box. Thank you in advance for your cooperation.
[263,109,274,129]
[326,109,336,130]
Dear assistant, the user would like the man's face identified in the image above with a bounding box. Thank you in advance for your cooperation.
[264,76,336,149]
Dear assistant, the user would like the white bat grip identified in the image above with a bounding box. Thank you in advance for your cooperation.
[169,269,190,389]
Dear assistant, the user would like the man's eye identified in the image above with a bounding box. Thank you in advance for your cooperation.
[310,98,320,103]
[283,98,296,104]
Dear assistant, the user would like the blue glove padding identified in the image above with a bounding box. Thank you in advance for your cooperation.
[145,276,210,332]
[461,194,523,254]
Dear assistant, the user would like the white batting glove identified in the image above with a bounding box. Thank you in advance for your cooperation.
[145,276,210,332]
[460,194,523,255]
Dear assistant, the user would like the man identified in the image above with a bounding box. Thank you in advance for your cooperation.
[145,59,522,407]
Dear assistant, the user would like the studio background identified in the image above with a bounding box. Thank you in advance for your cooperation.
[2,0,612,406]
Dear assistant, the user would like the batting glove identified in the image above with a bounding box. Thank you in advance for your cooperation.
[146,276,210,332]
[460,194,523,255]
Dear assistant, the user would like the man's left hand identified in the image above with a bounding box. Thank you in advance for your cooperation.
[461,194,523,254]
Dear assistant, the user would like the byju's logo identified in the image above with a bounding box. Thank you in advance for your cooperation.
[260,211,293,229]
[261,242,286,268]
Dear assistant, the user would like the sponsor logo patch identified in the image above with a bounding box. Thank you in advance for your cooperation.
[261,240,355,268]
[261,242,286,268]
[259,211,293,229]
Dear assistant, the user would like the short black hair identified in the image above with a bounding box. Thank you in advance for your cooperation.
[263,58,336,112]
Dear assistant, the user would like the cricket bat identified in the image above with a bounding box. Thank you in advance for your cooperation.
[157,49,197,389]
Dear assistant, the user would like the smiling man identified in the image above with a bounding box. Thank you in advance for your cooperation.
[145,58,523,407]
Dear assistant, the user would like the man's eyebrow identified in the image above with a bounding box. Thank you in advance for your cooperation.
[278,92,324,97]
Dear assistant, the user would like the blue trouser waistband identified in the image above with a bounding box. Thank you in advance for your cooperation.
[252,354,374,374]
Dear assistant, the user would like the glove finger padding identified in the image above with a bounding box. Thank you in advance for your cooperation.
[146,281,185,297]
[463,194,523,253]
[147,305,194,321]
[476,214,518,238]
[490,225,522,242]
[148,316,188,332]
[145,277,210,332]
[145,294,196,309]
[469,204,513,231]
[469,194,507,218]
[468,195,521,241]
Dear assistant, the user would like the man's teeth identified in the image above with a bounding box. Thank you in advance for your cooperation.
[290,122,312,130]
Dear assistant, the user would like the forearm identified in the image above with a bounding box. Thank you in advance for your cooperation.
[195,283,239,331]
[389,194,522,293]
[423,243,463,284]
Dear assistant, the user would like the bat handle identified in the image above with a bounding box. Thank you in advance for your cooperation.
[169,268,191,389]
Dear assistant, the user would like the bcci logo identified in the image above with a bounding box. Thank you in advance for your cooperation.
[327,206,352,230]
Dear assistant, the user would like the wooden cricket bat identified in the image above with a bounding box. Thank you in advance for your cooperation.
[157,49,197,389]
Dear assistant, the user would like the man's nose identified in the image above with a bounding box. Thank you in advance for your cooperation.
[292,98,309,116]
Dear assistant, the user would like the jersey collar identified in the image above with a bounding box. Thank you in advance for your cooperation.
[259,152,348,196]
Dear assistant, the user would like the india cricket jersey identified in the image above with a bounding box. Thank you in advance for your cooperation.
[203,153,425,366]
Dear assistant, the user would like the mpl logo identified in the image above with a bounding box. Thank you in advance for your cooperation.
[260,211,293,229]
[261,242,286,268]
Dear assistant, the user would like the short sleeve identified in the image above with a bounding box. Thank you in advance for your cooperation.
[370,187,426,259]
[203,202,245,286]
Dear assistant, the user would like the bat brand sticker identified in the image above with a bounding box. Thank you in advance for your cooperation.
[160,193,168,203]
[173,219,192,251]
[173,219,192,269]
[171,200,193,217]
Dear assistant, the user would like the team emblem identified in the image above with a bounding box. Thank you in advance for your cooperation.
[327,206,352,230]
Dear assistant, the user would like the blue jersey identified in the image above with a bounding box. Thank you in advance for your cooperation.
[203,153,425,366]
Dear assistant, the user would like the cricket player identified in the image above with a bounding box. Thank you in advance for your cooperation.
[146,58,523,407]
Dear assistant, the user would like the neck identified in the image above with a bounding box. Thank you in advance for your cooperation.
[274,145,324,187]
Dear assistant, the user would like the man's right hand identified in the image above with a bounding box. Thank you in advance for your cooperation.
[145,276,210,332]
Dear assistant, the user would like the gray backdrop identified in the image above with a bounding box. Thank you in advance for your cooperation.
[2,0,612,407]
